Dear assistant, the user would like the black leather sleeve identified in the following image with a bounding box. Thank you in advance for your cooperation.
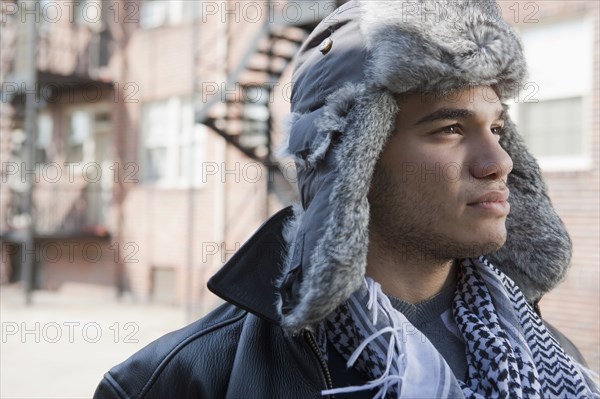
[93,303,247,399]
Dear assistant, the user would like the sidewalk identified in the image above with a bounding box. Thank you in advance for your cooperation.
[0,283,195,399]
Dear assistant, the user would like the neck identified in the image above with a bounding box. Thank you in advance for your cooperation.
[366,233,457,304]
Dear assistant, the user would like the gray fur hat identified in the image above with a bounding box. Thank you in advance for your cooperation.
[278,0,571,332]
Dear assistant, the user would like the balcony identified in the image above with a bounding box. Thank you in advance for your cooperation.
[3,184,111,241]
[2,1,113,101]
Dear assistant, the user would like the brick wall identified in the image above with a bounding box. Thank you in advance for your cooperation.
[114,12,273,311]
[499,0,600,373]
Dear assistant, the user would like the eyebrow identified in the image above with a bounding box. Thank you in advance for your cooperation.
[414,108,506,126]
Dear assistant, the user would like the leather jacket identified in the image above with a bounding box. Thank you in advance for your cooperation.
[93,207,335,399]
[93,206,587,399]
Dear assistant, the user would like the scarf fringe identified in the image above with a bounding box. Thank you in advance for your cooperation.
[323,280,408,398]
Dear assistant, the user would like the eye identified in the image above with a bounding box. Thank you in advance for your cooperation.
[491,125,505,136]
[438,124,462,135]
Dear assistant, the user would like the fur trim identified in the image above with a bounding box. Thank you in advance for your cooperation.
[359,0,527,99]
[280,84,399,331]
[302,84,356,170]
[273,202,304,328]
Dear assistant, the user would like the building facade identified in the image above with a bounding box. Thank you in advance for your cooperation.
[500,0,600,375]
[0,0,334,309]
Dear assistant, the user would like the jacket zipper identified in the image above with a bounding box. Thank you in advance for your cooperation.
[303,330,335,398]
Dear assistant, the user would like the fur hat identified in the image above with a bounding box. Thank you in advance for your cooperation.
[278,0,572,332]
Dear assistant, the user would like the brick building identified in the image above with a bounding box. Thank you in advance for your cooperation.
[499,0,600,375]
[0,0,333,316]
[1,0,598,372]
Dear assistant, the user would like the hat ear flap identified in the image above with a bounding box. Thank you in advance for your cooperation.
[488,110,572,303]
[277,85,399,332]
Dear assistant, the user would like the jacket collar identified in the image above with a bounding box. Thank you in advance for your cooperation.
[207,206,294,325]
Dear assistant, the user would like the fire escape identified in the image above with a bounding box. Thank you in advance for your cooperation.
[0,0,114,300]
[195,1,344,207]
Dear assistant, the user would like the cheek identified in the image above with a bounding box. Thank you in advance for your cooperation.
[379,141,466,207]
[414,150,466,199]
[396,143,465,173]
[399,172,461,222]
[401,159,464,200]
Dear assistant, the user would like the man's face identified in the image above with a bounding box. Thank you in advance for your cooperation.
[368,86,513,262]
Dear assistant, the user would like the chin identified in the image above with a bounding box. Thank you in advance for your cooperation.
[477,219,507,241]
[473,230,507,255]
[451,228,507,258]
[449,242,501,259]
[479,239,506,255]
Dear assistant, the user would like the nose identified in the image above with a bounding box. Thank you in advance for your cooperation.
[468,134,513,182]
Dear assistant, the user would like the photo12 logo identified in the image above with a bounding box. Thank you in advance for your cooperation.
[1,1,139,25]
[2,162,139,185]
[1,321,139,344]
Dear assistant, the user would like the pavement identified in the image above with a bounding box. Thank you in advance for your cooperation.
[0,283,202,399]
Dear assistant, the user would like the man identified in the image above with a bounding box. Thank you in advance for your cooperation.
[94,1,599,398]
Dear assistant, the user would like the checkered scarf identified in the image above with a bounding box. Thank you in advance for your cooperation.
[321,257,599,398]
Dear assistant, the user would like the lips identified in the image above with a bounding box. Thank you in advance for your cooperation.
[467,190,510,215]
[467,190,510,205]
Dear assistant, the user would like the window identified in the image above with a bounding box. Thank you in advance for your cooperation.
[67,110,91,163]
[519,97,583,158]
[512,18,593,171]
[88,28,111,69]
[140,0,200,29]
[73,0,105,32]
[241,86,270,158]
[140,0,167,29]
[141,97,207,187]
[178,101,207,186]
[36,113,53,164]
[65,107,111,164]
